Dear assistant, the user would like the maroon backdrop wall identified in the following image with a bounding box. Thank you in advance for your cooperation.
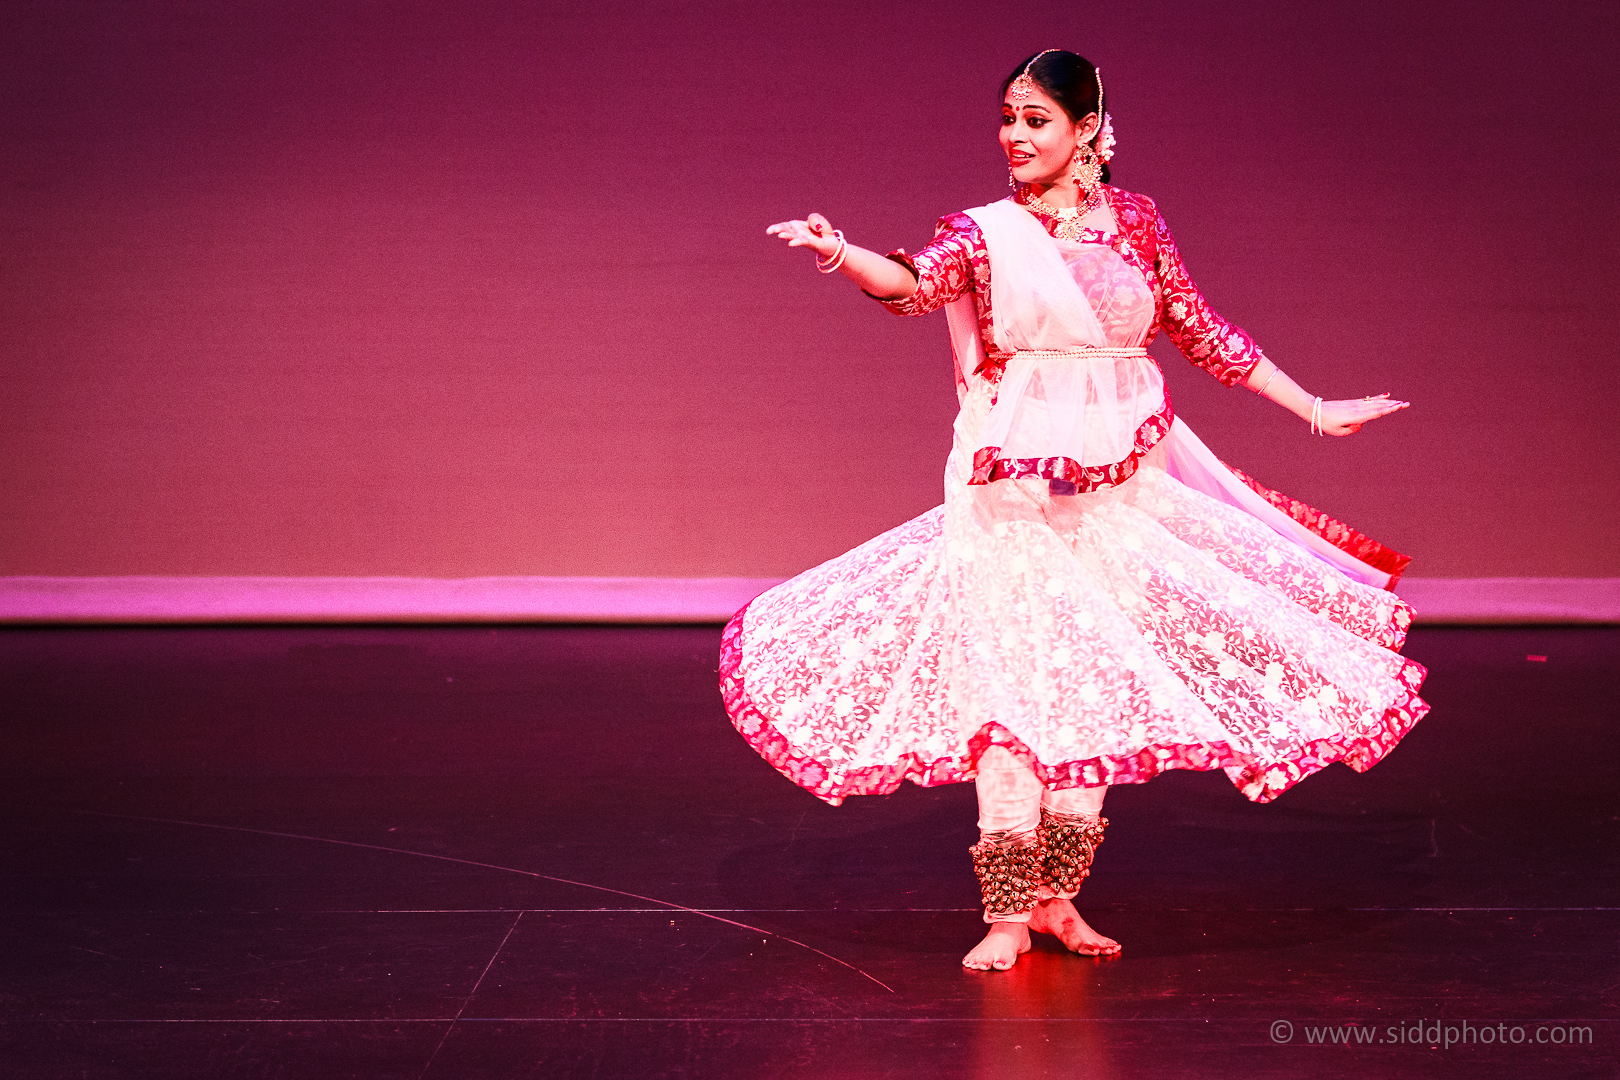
[3,1,1616,579]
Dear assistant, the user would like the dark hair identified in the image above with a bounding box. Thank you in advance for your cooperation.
[1001,50,1111,184]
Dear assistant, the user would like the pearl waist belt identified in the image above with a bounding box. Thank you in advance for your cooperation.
[1000,347,1151,360]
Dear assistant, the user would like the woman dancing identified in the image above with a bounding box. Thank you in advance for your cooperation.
[720,49,1429,972]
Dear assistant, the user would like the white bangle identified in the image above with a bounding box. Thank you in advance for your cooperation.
[815,230,847,274]
[1253,367,1280,396]
[1309,396,1324,436]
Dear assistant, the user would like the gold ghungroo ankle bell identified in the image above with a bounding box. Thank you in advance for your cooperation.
[1038,807,1107,894]
[969,831,1042,918]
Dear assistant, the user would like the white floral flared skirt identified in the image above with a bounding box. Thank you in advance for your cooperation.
[720,392,1428,807]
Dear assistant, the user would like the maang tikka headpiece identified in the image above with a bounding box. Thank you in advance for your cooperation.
[1006,48,1061,102]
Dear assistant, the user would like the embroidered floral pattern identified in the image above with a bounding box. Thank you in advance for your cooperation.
[882,211,993,351]
[1106,188,1268,387]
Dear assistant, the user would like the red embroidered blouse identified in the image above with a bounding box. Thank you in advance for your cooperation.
[879,186,1267,388]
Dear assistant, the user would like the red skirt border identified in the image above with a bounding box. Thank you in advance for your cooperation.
[720,601,1430,806]
[969,399,1175,493]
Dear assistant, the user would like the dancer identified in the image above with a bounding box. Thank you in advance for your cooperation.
[720,49,1428,972]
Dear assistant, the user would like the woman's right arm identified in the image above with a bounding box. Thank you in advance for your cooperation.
[766,212,986,317]
[767,213,918,300]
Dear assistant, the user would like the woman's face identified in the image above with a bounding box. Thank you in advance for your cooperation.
[1000,86,1097,188]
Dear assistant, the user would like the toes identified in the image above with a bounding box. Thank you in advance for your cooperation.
[963,948,1019,971]
[1066,934,1120,956]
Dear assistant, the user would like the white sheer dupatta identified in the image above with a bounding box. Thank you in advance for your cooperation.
[950,199,1167,476]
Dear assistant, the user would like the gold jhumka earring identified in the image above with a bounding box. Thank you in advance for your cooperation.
[1069,140,1103,192]
[1071,64,1107,196]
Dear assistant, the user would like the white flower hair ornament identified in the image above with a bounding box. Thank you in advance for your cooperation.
[1096,113,1115,163]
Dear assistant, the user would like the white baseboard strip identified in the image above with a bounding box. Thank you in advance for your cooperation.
[1392,577,1620,625]
[0,576,785,624]
[0,576,1616,625]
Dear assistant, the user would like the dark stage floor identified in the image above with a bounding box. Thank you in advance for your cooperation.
[1,624,1615,1079]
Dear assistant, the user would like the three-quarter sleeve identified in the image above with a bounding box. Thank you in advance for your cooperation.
[877,212,988,317]
[1150,207,1267,387]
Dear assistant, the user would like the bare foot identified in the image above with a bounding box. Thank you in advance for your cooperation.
[962,921,1031,971]
[1029,897,1121,956]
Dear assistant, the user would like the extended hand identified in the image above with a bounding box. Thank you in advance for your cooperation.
[765,213,842,260]
[1317,394,1410,436]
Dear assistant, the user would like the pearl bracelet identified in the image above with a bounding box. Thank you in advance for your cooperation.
[816,230,848,274]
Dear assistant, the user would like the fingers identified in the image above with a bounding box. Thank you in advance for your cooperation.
[1332,397,1411,419]
[766,214,830,234]
[766,213,833,238]
[765,220,815,248]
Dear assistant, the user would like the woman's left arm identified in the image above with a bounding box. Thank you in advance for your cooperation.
[1151,204,1407,436]
[1240,357,1408,436]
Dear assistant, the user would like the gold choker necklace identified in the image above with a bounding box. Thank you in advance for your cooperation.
[1018,185,1104,240]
